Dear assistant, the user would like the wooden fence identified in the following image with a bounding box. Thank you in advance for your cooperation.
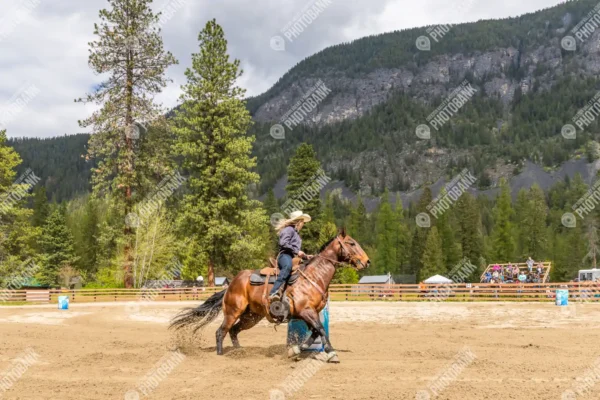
[1,282,600,304]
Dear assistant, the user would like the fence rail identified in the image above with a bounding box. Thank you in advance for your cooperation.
[1,283,599,304]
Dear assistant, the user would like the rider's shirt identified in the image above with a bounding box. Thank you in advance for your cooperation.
[278,226,302,256]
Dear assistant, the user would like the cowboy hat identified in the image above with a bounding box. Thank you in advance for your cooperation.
[288,210,311,223]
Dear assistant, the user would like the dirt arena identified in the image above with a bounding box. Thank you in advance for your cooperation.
[1,301,600,399]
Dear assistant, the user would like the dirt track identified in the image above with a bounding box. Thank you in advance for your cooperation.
[1,301,600,399]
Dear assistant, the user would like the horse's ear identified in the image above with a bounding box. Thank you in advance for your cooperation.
[339,227,347,238]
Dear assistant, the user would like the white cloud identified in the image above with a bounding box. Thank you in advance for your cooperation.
[0,0,567,138]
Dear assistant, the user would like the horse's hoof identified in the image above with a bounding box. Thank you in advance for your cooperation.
[326,352,340,363]
[288,345,301,358]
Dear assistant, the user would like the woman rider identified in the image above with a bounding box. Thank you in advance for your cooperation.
[268,210,312,302]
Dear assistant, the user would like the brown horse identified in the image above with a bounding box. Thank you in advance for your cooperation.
[170,229,370,360]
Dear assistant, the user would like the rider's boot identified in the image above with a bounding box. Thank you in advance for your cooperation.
[268,287,284,303]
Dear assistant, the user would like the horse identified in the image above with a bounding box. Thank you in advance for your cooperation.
[169,229,370,361]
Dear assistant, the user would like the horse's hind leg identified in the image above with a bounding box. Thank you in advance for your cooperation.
[229,311,263,348]
[216,313,237,356]
[217,299,247,355]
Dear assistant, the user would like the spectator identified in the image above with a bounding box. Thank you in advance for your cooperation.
[526,257,534,273]
[484,271,492,283]
[512,264,519,279]
[537,262,543,276]
[518,271,527,283]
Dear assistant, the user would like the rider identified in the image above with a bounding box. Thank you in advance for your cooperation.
[268,210,312,302]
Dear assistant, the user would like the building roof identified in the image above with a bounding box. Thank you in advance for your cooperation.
[215,277,229,285]
[358,275,393,284]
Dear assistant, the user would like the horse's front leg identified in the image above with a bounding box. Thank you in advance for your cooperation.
[299,308,339,363]
[300,328,320,351]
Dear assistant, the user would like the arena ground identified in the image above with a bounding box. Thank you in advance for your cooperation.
[1,301,600,399]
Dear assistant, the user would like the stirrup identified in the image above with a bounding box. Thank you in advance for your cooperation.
[270,299,290,319]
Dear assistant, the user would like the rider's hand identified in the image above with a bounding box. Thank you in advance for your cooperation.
[298,251,306,259]
[307,254,314,260]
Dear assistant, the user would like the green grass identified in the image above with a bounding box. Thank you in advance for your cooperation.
[0,301,32,306]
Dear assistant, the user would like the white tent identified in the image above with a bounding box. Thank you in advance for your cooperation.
[423,275,453,284]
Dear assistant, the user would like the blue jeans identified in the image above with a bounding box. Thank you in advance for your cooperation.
[270,253,293,295]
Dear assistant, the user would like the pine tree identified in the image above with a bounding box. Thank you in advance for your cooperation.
[393,193,410,273]
[491,179,515,262]
[349,193,367,245]
[436,200,460,272]
[522,184,548,259]
[410,187,432,276]
[77,0,178,287]
[514,188,528,257]
[285,143,324,252]
[0,130,39,266]
[323,191,336,224]
[39,207,77,286]
[80,197,100,275]
[318,221,338,248]
[172,19,268,286]
[374,190,396,274]
[420,227,444,279]
[455,193,484,266]
[263,188,278,217]
[262,188,279,253]
[32,186,49,227]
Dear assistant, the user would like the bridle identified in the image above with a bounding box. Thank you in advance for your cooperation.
[294,235,364,303]
[313,236,363,270]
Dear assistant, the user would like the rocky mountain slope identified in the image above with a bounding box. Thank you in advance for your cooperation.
[249,0,600,198]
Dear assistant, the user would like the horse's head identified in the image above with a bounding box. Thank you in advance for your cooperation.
[334,228,370,270]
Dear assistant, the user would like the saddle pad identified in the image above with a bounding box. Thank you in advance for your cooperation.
[250,271,300,286]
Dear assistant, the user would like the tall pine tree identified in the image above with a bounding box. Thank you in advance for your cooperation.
[77,0,178,287]
[172,19,268,286]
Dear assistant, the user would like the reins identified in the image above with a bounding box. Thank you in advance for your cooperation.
[296,236,355,301]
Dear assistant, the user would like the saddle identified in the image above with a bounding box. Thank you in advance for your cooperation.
[249,257,303,286]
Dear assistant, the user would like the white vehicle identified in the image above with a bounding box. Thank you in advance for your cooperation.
[578,269,600,282]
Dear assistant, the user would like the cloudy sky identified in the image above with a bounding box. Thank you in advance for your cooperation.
[0,0,566,138]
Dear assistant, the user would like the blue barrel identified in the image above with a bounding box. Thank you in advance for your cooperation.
[556,289,569,306]
[287,302,329,352]
[58,295,69,310]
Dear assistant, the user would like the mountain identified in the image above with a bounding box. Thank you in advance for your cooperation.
[8,135,93,202]
[249,0,600,195]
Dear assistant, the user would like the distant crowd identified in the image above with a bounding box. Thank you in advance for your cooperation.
[482,257,545,284]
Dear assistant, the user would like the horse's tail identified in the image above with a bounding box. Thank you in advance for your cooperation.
[169,290,225,333]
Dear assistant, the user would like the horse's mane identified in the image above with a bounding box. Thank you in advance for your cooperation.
[317,235,338,254]
[301,235,338,270]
